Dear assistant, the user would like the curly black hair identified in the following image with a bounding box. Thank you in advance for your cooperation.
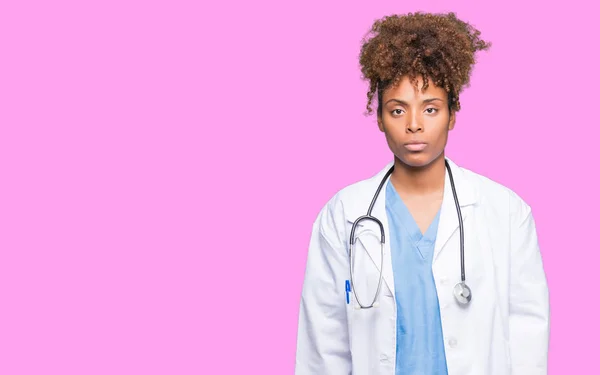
[359,12,491,116]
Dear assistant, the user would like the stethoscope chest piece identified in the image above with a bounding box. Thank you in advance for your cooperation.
[453,282,472,305]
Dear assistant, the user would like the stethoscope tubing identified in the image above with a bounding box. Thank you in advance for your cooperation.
[349,159,469,308]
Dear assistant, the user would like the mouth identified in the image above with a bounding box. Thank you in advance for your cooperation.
[403,142,427,152]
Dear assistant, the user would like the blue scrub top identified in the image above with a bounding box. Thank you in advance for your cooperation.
[385,181,448,375]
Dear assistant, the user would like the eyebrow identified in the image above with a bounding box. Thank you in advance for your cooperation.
[384,98,444,105]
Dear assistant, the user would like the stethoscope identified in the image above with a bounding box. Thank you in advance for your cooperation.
[348,159,472,309]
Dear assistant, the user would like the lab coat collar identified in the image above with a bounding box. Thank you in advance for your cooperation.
[432,157,477,263]
[346,157,477,218]
[345,157,478,295]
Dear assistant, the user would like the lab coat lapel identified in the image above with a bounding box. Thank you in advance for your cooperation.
[345,162,396,298]
[432,158,477,264]
[369,170,396,298]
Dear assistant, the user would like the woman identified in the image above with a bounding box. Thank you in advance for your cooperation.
[295,12,549,375]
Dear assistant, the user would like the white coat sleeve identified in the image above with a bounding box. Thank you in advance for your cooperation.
[295,199,351,375]
[509,197,550,374]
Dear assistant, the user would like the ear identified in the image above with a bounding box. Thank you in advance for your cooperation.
[377,115,385,132]
[448,110,456,131]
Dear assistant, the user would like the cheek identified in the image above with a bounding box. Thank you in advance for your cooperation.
[432,128,450,148]
[384,125,406,144]
[430,117,450,136]
[383,129,398,147]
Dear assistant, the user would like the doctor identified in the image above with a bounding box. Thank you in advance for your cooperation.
[295,12,549,375]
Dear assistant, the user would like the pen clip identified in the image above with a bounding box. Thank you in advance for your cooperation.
[345,280,351,304]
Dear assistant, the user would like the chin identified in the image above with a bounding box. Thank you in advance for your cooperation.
[397,152,437,169]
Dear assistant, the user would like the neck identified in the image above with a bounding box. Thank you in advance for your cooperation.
[390,153,446,197]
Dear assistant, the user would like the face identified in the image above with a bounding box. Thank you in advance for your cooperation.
[377,75,456,169]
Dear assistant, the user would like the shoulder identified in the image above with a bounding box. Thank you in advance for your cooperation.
[313,163,392,237]
[322,162,392,215]
[459,164,533,222]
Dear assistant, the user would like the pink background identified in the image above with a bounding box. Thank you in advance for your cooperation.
[0,0,598,373]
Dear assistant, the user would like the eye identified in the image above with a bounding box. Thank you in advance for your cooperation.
[425,108,438,114]
[391,109,404,116]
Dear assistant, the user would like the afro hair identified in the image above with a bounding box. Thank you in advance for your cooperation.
[359,12,491,116]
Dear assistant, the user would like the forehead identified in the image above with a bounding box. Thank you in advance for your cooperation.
[382,75,448,101]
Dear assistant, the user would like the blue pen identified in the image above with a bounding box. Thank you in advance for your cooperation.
[345,280,351,304]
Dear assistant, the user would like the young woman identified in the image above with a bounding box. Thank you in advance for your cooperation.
[295,12,550,375]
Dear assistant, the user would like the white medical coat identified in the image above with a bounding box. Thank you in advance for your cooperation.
[295,158,550,375]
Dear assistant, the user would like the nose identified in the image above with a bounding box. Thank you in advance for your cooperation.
[407,114,423,133]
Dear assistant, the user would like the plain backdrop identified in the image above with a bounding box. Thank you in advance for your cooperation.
[0,0,599,374]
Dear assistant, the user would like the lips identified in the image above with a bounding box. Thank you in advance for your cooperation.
[404,142,427,151]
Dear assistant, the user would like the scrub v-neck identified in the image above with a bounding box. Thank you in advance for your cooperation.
[385,180,448,375]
